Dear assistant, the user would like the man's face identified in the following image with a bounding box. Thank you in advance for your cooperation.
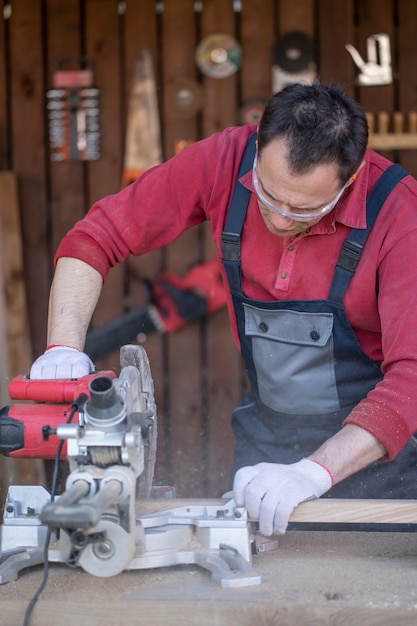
[253,138,344,238]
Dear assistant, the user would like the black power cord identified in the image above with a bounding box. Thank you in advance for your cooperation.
[23,393,88,626]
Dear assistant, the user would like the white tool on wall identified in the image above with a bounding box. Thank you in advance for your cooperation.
[345,33,392,86]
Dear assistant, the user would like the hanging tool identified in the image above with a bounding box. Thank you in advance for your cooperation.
[84,259,227,360]
[271,31,316,94]
[345,33,392,86]
[46,57,100,162]
[122,48,162,187]
[195,33,242,79]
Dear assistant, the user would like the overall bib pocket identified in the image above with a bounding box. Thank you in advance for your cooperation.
[244,304,340,414]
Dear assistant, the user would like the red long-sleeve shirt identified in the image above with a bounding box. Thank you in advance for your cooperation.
[56,124,417,460]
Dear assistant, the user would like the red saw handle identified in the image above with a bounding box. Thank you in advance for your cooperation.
[8,371,116,403]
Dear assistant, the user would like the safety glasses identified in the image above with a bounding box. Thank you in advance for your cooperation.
[252,153,348,222]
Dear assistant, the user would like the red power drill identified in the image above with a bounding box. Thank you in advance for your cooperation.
[0,371,116,459]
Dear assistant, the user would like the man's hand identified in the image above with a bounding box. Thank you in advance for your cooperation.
[233,458,333,536]
[30,346,95,379]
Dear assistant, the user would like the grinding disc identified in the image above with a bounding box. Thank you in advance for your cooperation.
[240,101,265,125]
[196,33,242,78]
[165,77,203,117]
[273,31,314,74]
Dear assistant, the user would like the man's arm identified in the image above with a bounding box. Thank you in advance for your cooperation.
[30,257,103,379]
[309,423,387,483]
[47,257,103,349]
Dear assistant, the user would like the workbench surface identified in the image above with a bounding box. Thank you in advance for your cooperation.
[1,530,416,625]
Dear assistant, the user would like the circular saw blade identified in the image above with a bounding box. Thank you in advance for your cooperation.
[120,344,157,499]
[196,33,242,78]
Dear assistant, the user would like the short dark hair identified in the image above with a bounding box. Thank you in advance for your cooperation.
[257,81,368,183]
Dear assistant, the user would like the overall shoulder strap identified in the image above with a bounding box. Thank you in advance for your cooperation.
[329,163,409,300]
[221,132,257,264]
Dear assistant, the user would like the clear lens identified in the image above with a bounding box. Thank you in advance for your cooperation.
[252,154,347,222]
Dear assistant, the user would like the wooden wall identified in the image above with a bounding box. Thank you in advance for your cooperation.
[1,0,417,499]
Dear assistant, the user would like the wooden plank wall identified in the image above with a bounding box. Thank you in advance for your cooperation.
[1,0,417,499]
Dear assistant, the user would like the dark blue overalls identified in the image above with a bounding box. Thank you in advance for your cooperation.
[221,133,417,501]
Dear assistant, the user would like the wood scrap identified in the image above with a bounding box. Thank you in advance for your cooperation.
[0,171,45,491]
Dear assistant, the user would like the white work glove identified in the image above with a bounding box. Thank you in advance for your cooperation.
[233,458,333,536]
[30,345,95,379]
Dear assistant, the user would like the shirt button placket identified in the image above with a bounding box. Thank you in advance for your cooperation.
[274,238,298,291]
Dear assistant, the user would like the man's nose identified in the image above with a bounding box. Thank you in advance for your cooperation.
[269,209,296,229]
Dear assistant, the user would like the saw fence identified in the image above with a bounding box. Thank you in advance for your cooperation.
[2,0,417,499]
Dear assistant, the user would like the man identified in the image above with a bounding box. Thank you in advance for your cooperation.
[30,82,417,537]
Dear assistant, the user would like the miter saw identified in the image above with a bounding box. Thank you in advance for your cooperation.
[0,345,260,588]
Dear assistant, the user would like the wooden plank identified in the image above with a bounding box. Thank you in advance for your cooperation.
[356,0,395,161]
[396,0,417,177]
[277,0,315,36]
[0,173,32,376]
[368,133,417,151]
[200,0,238,138]
[197,1,239,496]
[317,0,355,93]
[121,1,167,487]
[291,498,417,525]
[45,0,86,254]
[9,0,49,357]
[0,172,45,492]
[240,0,275,103]
[0,237,9,406]
[136,497,417,525]
[84,0,124,373]
[1,0,49,504]
[210,0,276,498]
[123,0,159,95]
[0,2,9,169]
[161,0,199,160]
[161,0,204,497]
[0,9,28,494]
[199,1,241,497]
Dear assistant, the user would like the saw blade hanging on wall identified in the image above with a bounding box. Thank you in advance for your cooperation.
[272,31,316,94]
[122,48,162,187]
[196,33,242,79]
